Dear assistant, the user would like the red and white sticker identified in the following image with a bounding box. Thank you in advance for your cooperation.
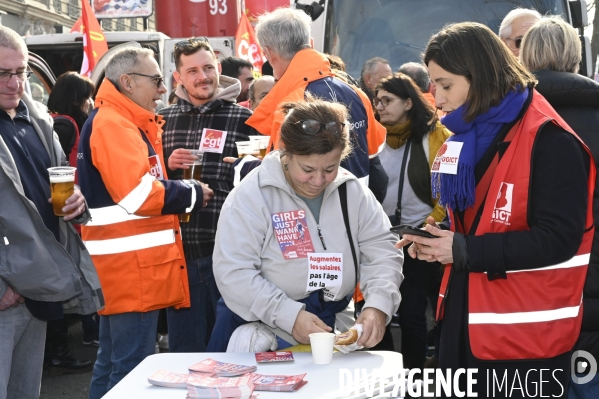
[200,128,228,154]
[148,155,164,179]
[431,142,463,175]
[271,210,315,259]
[307,253,343,300]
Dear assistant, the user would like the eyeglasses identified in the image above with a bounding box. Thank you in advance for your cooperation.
[293,120,345,135]
[0,69,32,83]
[505,36,523,49]
[373,96,397,108]
[128,72,164,88]
[174,37,209,50]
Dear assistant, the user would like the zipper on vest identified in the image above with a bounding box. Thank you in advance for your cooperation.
[317,225,327,250]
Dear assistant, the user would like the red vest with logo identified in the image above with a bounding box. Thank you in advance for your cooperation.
[437,90,595,360]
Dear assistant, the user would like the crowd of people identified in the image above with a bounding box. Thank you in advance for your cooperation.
[1,5,598,399]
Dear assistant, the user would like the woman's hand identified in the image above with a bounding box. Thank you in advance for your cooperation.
[355,307,387,348]
[404,221,454,264]
[291,310,332,344]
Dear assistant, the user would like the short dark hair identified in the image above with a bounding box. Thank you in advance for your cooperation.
[423,22,535,122]
[376,73,438,139]
[174,38,217,70]
[47,72,95,130]
[398,62,430,93]
[220,57,253,79]
[279,96,351,159]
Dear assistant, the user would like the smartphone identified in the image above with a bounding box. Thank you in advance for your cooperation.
[390,224,438,238]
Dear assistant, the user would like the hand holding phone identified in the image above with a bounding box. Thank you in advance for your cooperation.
[390,224,438,239]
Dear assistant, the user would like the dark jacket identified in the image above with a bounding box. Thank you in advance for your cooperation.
[535,69,599,359]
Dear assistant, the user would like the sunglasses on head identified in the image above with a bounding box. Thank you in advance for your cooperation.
[506,36,523,49]
[174,37,209,49]
[293,120,345,135]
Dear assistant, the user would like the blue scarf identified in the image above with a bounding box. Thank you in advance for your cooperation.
[432,88,529,211]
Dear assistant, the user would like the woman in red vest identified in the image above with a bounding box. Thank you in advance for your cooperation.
[398,22,595,397]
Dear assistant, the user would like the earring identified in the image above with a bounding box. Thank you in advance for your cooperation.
[284,164,289,171]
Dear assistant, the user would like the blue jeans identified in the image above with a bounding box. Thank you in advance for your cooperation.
[167,255,221,352]
[569,372,599,399]
[0,305,46,399]
[88,311,159,399]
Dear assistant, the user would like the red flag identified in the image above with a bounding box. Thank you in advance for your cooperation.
[70,17,83,33]
[235,12,265,74]
[80,0,108,77]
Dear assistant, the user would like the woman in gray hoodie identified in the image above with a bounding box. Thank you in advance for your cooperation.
[208,98,404,351]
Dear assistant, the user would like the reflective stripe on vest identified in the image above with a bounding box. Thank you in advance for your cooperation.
[87,205,148,226]
[118,172,155,213]
[84,229,176,255]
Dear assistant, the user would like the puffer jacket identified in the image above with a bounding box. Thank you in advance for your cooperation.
[535,69,599,359]
[0,92,103,315]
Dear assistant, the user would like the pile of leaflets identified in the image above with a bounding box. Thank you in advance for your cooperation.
[186,373,255,399]
[254,351,294,363]
[188,358,257,377]
[147,370,190,388]
[251,373,308,392]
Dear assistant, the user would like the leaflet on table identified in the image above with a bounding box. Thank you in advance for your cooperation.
[186,373,254,399]
[251,373,308,392]
[188,358,257,377]
[147,369,189,388]
[254,351,294,363]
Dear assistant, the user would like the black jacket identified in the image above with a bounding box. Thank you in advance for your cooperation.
[535,69,599,359]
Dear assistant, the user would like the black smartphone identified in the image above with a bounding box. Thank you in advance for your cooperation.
[390,224,438,238]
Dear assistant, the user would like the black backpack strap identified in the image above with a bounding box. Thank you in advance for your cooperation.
[339,182,358,288]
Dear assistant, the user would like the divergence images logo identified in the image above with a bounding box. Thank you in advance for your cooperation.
[491,182,513,225]
[572,350,597,385]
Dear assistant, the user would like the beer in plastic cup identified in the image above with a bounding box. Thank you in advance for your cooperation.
[309,332,335,364]
[249,136,270,157]
[47,167,76,217]
[235,141,259,158]
[179,150,203,223]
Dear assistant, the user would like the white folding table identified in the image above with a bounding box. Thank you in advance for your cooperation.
[102,351,403,399]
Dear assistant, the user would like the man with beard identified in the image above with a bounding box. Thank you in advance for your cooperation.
[159,39,255,352]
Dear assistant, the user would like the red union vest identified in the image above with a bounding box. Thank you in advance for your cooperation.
[436,90,595,360]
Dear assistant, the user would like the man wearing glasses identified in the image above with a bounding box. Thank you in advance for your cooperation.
[158,39,255,353]
[0,26,101,399]
[499,8,541,57]
[77,47,213,399]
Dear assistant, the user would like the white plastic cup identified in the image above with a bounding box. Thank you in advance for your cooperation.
[235,141,259,158]
[309,332,335,364]
[47,166,76,216]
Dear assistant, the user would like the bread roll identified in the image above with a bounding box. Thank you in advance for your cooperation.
[334,328,359,346]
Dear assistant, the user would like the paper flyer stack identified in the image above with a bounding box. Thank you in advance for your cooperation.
[148,358,308,396]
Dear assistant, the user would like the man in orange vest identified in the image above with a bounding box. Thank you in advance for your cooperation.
[78,47,213,399]
[247,7,387,195]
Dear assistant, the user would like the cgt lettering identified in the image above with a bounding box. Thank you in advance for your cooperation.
[492,209,511,223]
[441,156,459,163]
[203,136,223,148]
[149,165,161,178]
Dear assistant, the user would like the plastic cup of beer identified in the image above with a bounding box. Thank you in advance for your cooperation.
[235,141,259,158]
[179,150,204,223]
[47,167,76,217]
[249,136,270,158]
[309,332,335,364]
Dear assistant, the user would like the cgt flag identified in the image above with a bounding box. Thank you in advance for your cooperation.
[80,0,108,77]
[235,12,265,74]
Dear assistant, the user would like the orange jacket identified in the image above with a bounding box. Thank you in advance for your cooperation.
[79,80,191,315]
[246,49,386,161]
